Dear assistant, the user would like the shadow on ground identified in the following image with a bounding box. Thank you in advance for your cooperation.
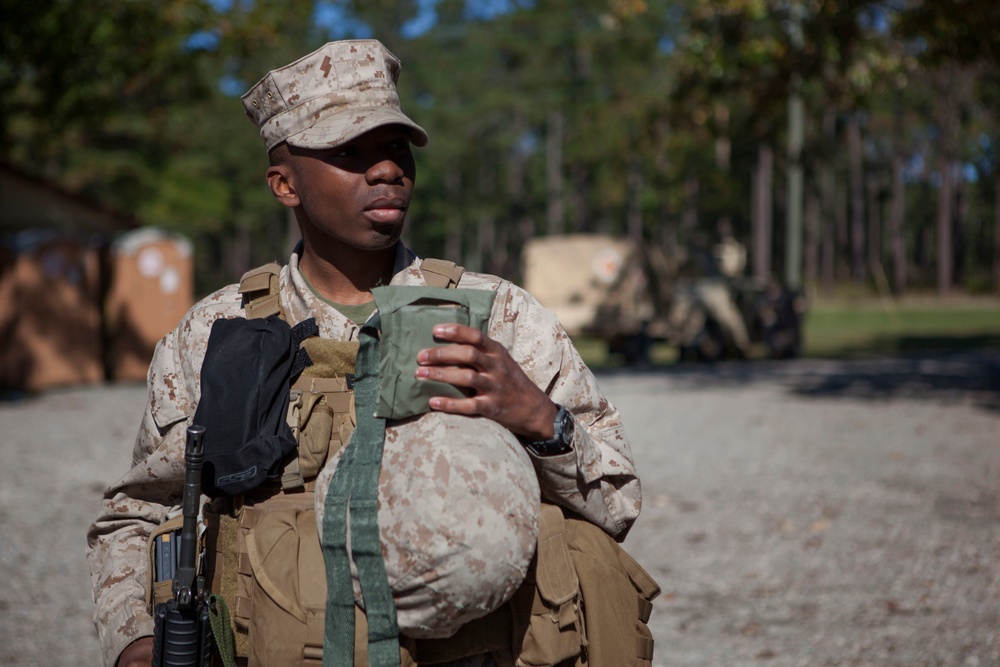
[597,346,1000,412]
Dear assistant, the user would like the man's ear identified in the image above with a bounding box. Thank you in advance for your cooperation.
[266,165,300,208]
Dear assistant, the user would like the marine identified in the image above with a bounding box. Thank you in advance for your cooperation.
[87,39,652,667]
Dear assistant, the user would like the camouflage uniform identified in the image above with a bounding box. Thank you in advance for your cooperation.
[87,243,641,667]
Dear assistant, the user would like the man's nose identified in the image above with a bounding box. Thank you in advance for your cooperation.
[367,155,404,184]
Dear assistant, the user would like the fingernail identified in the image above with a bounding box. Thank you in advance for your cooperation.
[417,350,428,362]
[429,398,441,409]
[415,367,429,378]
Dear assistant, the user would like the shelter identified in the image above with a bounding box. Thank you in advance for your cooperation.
[0,231,105,391]
[105,228,194,381]
[0,163,135,392]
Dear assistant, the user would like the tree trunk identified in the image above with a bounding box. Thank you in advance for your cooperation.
[444,169,462,263]
[570,163,589,232]
[506,117,531,279]
[931,65,969,297]
[954,170,967,288]
[715,103,732,238]
[627,155,643,242]
[820,108,837,293]
[994,170,1000,290]
[804,185,820,289]
[866,173,882,278]
[596,204,613,236]
[471,159,496,274]
[888,95,907,294]
[654,126,675,257]
[936,157,954,296]
[888,153,906,294]
[836,178,849,282]
[682,176,699,238]
[785,81,804,291]
[847,113,866,283]
[752,143,774,281]
[224,222,251,282]
[546,111,564,235]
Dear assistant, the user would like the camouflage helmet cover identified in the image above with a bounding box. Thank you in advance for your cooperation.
[242,39,429,151]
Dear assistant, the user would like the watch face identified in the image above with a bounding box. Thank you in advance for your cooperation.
[521,405,574,456]
[556,408,574,446]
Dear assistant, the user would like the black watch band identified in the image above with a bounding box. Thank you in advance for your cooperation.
[520,404,575,457]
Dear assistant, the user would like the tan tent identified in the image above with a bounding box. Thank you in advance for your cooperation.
[105,228,194,382]
[0,232,104,392]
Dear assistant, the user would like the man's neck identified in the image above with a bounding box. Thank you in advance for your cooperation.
[297,244,396,305]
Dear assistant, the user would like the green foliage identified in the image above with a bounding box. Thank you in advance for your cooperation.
[1,0,998,297]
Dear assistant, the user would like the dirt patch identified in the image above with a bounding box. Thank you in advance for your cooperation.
[1,352,998,666]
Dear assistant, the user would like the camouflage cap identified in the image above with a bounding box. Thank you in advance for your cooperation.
[242,39,428,151]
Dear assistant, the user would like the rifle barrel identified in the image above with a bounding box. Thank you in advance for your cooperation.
[176,424,205,609]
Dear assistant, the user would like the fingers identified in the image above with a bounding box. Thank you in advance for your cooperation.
[412,325,550,433]
[426,394,482,415]
[417,343,482,367]
[430,323,486,345]
[415,364,481,390]
[417,324,495,367]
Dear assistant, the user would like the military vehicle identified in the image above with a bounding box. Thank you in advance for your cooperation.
[521,234,804,364]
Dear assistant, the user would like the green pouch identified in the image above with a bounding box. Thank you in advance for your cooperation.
[372,286,496,420]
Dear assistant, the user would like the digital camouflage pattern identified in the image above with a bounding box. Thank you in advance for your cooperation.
[86,244,641,666]
[241,39,428,152]
[317,412,540,638]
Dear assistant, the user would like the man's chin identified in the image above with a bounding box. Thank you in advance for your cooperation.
[355,227,404,252]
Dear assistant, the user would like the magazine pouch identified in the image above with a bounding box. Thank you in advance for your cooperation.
[371,286,495,420]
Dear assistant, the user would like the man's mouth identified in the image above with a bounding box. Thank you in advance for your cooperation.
[364,197,408,224]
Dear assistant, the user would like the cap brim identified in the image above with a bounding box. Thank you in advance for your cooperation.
[284,106,428,150]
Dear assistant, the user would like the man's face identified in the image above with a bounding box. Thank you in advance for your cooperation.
[276,124,417,253]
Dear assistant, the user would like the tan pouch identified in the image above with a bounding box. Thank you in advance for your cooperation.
[512,504,585,667]
[289,377,356,482]
[566,516,660,667]
[204,488,327,667]
[245,506,328,666]
[146,513,186,613]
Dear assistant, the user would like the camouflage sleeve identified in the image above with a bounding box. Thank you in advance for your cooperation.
[85,287,239,667]
[487,280,641,538]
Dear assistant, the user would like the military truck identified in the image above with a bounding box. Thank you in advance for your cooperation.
[521,234,804,364]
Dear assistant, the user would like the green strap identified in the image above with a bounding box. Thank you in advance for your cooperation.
[208,594,236,667]
[321,314,401,667]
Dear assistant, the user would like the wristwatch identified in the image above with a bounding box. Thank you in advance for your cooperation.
[520,404,575,457]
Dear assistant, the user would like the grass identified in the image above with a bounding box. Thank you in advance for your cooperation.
[573,338,681,368]
[572,294,1000,368]
[801,295,1000,359]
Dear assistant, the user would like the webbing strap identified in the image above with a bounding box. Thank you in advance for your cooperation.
[208,593,237,667]
[419,258,464,288]
[321,313,400,667]
[239,262,285,320]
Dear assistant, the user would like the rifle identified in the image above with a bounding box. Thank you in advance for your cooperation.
[152,424,214,667]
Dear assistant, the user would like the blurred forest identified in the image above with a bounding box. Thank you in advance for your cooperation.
[2,0,999,297]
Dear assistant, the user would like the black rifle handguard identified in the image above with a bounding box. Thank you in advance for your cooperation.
[152,424,214,667]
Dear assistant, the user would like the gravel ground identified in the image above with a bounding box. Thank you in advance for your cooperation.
[1,351,998,666]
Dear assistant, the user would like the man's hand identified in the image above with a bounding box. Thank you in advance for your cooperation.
[116,636,153,667]
[416,324,558,440]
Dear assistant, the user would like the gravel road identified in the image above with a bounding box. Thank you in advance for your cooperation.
[1,350,998,666]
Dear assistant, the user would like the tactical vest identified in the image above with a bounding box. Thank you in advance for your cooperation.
[149,259,659,667]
